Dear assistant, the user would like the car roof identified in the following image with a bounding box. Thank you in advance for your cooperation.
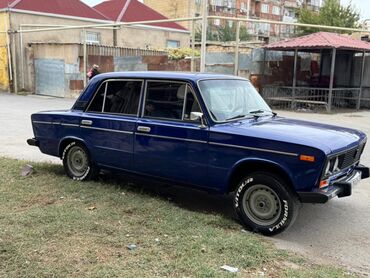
[93,71,247,82]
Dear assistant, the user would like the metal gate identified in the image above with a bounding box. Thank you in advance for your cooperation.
[35,58,65,97]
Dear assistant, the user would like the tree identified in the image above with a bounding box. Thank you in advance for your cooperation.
[217,23,251,42]
[194,26,215,42]
[298,0,360,34]
[195,23,251,42]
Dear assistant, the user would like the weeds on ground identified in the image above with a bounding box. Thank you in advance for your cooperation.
[0,158,352,277]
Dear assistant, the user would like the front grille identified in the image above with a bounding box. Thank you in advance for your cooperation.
[338,141,366,169]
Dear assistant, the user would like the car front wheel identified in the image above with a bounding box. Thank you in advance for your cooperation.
[234,172,299,236]
[62,142,98,181]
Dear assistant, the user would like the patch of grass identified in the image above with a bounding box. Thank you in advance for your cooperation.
[0,157,353,277]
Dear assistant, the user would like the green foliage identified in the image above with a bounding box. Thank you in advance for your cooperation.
[217,23,251,42]
[168,48,200,60]
[195,26,215,41]
[0,157,353,277]
[195,23,251,42]
[298,0,360,34]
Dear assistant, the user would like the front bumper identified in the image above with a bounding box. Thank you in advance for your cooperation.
[298,165,370,204]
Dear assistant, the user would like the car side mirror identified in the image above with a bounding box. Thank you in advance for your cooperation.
[190,112,207,129]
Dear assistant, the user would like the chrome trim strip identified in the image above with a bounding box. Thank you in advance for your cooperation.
[80,125,134,135]
[136,132,207,144]
[61,123,80,127]
[209,142,299,157]
[33,121,59,125]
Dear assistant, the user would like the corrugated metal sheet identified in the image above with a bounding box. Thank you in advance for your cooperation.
[35,59,65,97]
[114,56,148,71]
[265,32,370,51]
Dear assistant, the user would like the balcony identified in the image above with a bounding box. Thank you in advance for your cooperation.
[282,15,297,23]
[284,1,299,9]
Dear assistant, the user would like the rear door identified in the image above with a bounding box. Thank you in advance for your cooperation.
[134,80,209,187]
[81,79,143,170]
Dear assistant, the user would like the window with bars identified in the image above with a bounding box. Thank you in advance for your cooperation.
[261,4,269,13]
[85,32,101,44]
[272,6,281,15]
[167,40,180,48]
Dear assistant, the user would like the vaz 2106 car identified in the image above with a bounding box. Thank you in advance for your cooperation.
[28,72,369,235]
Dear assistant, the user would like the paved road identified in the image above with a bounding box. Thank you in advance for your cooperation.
[1,93,369,275]
[274,111,370,276]
[0,93,75,163]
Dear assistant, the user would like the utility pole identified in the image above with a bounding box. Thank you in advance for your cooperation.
[200,0,208,72]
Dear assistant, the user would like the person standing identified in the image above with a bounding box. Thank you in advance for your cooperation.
[87,64,100,80]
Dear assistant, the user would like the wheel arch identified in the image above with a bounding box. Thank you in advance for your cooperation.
[58,137,89,159]
[226,158,296,193]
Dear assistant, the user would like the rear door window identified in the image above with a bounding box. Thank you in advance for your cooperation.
[87,83,106,113]
[87,80,143,115]
[103,80,143,115]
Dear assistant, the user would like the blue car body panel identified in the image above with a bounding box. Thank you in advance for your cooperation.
[30,72,368,198]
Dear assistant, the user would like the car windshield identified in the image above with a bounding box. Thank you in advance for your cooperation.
[198,79,272,122]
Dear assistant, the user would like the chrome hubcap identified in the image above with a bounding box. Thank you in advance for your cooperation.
[242,184,281,226]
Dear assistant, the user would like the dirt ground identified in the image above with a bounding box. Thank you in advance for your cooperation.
[1,93,369,276]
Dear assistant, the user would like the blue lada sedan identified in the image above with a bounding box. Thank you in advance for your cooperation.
[28,72,369,235]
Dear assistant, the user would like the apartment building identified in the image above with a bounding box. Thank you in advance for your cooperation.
[144,0,322,41]
[143,0,203,31]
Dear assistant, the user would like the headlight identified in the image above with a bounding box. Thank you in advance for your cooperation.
[324,161,331,176]
[333,157,339,173]
[324,156,341,178]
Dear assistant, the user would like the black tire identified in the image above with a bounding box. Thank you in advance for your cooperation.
[234,172,299,236]
[62,141,99,181]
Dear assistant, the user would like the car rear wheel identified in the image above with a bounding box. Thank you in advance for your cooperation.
[234,172,299,236]
[62,142,98,181]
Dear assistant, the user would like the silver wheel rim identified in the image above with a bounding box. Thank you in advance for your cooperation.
[242,184,281,226]
[67,146,89,178]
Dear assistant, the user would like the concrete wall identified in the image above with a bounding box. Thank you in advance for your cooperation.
[117,25,189,49]
[10,11,114,92]
[0,12,9,91]
[10,11,190,92]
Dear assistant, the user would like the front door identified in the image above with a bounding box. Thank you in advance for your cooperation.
[81,79,143,170]
[134,81,209,187]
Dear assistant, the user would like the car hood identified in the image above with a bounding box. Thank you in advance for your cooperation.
[214,117,366,154]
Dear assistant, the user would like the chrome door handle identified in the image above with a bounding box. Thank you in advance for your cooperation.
[137,126,151,133]
[81,120,93,126]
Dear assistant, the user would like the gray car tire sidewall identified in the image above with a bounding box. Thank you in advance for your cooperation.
[234,172,298,236]
[62,142,93,181]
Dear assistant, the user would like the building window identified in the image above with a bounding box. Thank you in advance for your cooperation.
[214,19,221,26]
[258,23,271,34]
[240,2,246,11]
[228,20,233,28]
[85,31,100,44]
[167,40,180,48]
[272,6,280,15]
[261,4,269,13]
[211,0,223,6]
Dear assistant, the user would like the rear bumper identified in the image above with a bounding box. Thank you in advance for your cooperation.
[298,165,369,204]
[27,138,39,147]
